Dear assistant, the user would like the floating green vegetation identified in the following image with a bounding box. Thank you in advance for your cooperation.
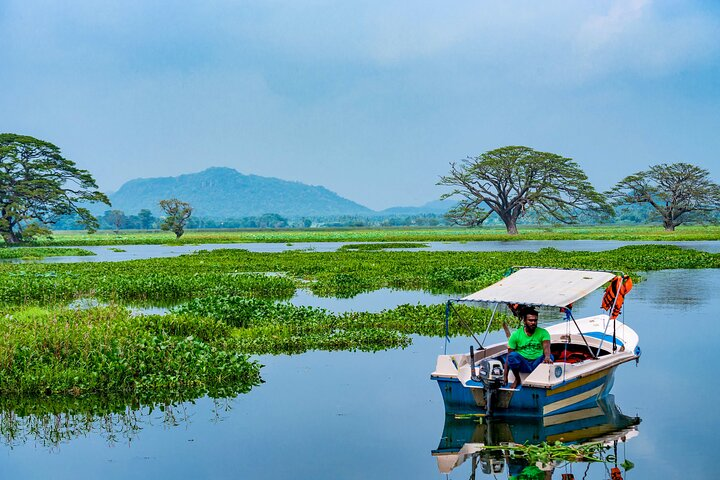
[338,242,429,251]
[0,268,296,305]
[0,244,718,305]
[0,247,94,259]
[0,243,715,407]
[108,247,126,252]
[174,296,514,354]
[0,306,262,400]
[0,300,506,402]
[20,224,720,246]
[4,243,713,423]
[483,441,633,470]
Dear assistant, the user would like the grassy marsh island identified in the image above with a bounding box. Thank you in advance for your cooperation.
[19,224,720,246]
[0,247,94,260]
[0,306,261,400]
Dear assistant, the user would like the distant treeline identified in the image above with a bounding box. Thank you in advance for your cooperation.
[53,211,450,230]
[48,202,717,231]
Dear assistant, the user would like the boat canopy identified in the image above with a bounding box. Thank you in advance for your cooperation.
[460,268,616,307]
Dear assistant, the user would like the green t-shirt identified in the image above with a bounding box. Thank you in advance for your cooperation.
[508,327,550,360]
[509,465,547,480]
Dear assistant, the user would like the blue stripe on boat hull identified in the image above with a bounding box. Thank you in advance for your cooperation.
[433,366,617,417]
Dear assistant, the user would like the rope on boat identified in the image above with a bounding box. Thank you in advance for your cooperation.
[596,275,630,356]
[568,309,598,359]
[449,301,484,349]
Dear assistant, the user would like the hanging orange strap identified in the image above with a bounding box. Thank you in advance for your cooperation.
[610,467,624,480]
[601,275,633,320]
[507,303,521,317]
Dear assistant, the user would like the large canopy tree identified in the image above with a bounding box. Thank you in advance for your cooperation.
[609,162,720,231]
[159,198,193,238]
[0,133,110,244]
[439,146,611,234]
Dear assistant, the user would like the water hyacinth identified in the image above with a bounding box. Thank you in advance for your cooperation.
[0,243,717,402]
[0,247,95,259]
[0,307,261,401]
[174,296,514,354]
[2,244,718,305]
[337,242,429,251]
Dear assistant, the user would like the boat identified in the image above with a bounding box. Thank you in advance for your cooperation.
[432,394,640,475]
[431,267,641,417]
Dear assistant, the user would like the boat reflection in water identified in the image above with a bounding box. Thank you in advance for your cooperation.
[432,395,640,478]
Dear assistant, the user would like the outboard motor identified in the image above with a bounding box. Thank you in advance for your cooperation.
[470,346,504,415]
[478,358,505,387]
[479,453,505,475]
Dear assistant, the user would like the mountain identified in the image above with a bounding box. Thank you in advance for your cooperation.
[102,167,374,217]
[379,199,455,215]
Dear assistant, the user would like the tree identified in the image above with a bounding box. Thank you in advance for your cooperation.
[0,133,109,244]
[257,213,288,228]
[159,198,192,238]
[438,146,611,234]
[137,209,155,230]
[106,210,126,234]
[609,162,720,231]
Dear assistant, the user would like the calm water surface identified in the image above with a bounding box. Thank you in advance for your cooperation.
[1,269,718,479]
[6,239,720,263]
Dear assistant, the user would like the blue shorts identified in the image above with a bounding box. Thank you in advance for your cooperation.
[505,351,553,373]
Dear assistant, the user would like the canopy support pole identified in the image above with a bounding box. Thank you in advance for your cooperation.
[597,276,628,356]
[479,302,500,350]
[448,301,483,350]
[444,301,451,355]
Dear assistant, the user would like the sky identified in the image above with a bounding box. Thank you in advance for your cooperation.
[1,0,719,211]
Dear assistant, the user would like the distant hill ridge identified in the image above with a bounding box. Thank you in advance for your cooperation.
[103,167,379,218]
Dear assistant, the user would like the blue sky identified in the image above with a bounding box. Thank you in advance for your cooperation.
[1,0,719,210]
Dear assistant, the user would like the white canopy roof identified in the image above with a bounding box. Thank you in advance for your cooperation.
[460,268,616,307]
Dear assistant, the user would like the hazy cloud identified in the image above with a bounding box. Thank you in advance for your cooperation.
[1,0,719,209]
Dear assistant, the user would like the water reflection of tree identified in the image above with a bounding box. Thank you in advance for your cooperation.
[642,270,710,309]
[0,396,228,449]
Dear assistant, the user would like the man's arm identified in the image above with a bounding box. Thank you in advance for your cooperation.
[504,347,514,384]
[502,321,511,338]
[542,340,552,364]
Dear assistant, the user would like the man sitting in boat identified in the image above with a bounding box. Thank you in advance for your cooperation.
[503,306,553,389]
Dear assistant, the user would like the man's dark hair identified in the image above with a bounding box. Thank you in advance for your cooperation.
[520,306,538,319]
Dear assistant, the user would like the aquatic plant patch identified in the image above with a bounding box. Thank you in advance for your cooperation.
[0,307,262,401]
[175,296,515,354]
[0,267,296,305]
[337,242,429,251]
[482,441,632,469]
[0,247,94,259]
[0,244,717,306]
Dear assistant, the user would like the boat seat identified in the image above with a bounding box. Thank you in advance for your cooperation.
[550,343,597,364]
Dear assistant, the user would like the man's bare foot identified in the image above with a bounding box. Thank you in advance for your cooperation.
[510,379,520,389]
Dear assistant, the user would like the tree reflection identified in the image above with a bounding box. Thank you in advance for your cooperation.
[0,395,230,449]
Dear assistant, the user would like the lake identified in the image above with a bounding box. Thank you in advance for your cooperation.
[6,239,720,264]
[0,268,717,479]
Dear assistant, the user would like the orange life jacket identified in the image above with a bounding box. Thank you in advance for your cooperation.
[601,275,633,320]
